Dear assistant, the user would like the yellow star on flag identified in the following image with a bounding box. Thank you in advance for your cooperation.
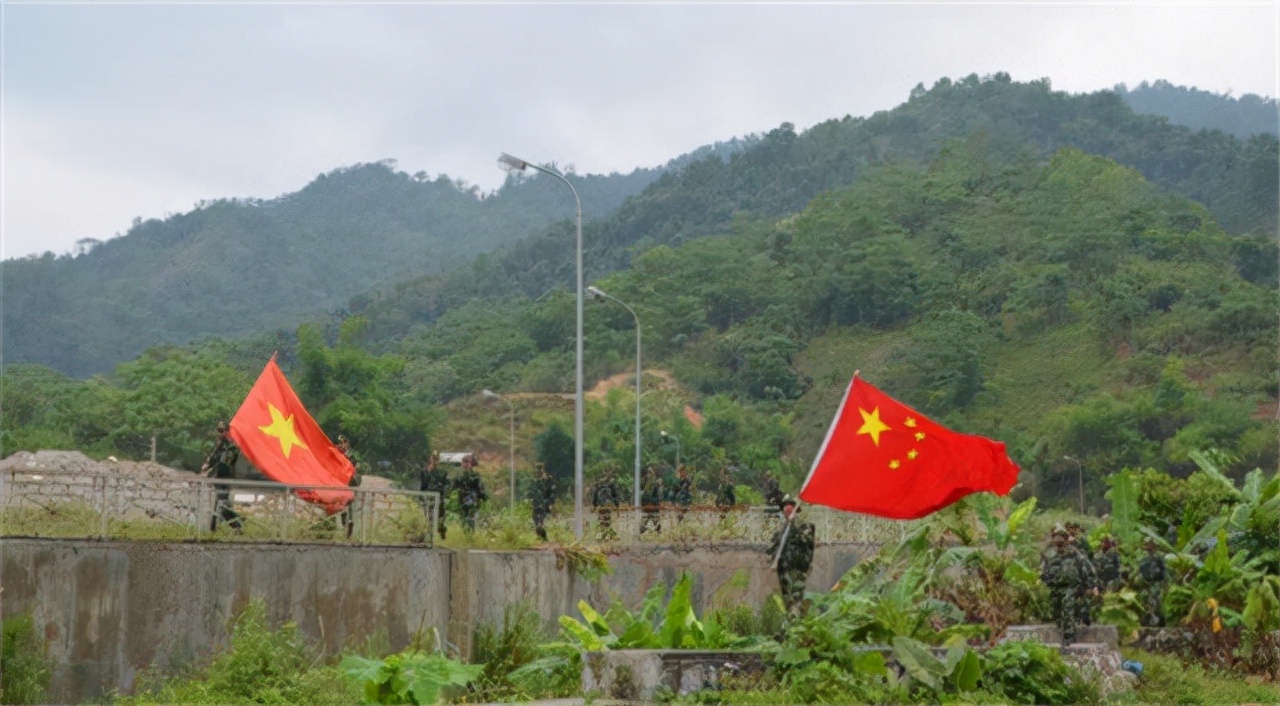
[889,459,901,470]
[857,407,892,447]
[905,417,917,428]
[915,432,926,442]
[259,403,309,458]
[907,449,919,460]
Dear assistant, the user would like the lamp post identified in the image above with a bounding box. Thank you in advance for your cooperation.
[660,430,681,470]
[587,285,643,508]
[498,153,584,540]
[1063,455,1084,514]
[483,389,516,510]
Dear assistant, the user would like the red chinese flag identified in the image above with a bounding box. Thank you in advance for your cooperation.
[799,376,1019,519]
[229,357,355,514]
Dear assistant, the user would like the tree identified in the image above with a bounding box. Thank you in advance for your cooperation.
[535,423,574,493]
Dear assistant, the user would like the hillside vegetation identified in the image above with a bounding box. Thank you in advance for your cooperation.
[5,100,1275,511]
[3,75,1275,380]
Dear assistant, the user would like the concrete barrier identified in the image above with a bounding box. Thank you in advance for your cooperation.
[1,538,875,703]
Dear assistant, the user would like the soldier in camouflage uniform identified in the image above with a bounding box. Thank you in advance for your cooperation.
[672,464,693,524]
[1065,523,1099,626]
[640,465,663,535]
[1096,536,1123,592]
[530,463,556,542]
[768,497,814,615]
[418,451,450,540]
[1041,525,1097,645]
[201,421,243,533]
[336,436,364,539]
[591,466,623,540]
[453,454,488,534]
[1138,538,1168,627]
[762,472,784,516]
[715,464,737,521]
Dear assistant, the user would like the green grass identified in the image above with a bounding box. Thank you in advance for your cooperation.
[1116,649,1280,705]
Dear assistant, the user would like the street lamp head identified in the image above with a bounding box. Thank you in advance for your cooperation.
[660,430,669,438]
[497,153,529,172]
[586,285,605,300]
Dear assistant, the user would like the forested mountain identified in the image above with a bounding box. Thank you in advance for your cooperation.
[2,160,667,376]
[1116,80,1279,139]
[5,74,1276,381]
[352,74,1278,343]
[5,136,1275,510]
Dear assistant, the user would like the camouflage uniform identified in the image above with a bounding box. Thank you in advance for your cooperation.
[762,473,784,515]
[418,452,450,540]
[769,500,814,615]
[672,465,693,524]
[1066,523,1099,626]
[591,469,623,540]
[715,466,737,521]
[1097,537,1123,592]
[530,464,556,542]
[1138,540,1168,627]
[1041,527,1097,645]
[640,466,663,535]
[337,436,363,539]
[201,422,243,532]
[453,455,488,533]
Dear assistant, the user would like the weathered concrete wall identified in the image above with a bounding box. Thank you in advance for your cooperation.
[3,540,874,703]
[2,540,451,704]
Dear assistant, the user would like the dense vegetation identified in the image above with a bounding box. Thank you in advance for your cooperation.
[1117,79,1279,139]
[2,160,667,376]
[4,75,1275,380]
[5,135,1275,515]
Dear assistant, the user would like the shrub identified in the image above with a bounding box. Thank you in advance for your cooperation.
[1,611,52,705]
[118,599,359,705]
[980,640,1100,705]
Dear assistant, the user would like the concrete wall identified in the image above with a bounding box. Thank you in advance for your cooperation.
[2,539,873,703]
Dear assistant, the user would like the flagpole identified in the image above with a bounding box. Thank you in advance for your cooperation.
[771,370,860,569]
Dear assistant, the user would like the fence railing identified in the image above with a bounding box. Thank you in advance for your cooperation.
[472,503,916,546]
[0,469,439,547]
[1,468,915,547]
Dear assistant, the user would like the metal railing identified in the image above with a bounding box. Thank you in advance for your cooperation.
[0,469,439,547]
[1,468,914,547]
[469,503,916,546]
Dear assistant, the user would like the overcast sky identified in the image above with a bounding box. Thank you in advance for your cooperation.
[3,2,1276,260]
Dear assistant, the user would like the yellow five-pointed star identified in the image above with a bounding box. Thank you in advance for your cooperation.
[857,406,892,447]
[259,403,309,458]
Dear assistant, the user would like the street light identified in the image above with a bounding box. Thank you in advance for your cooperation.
[483,389,516,510]
[499,153,585,540]
[586,285,643,508]
[1063,455,1084,514]
[660,430,681,470]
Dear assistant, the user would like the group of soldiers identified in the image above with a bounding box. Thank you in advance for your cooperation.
[417,452,490,538]
[623,462,757,536]
[1040,523,1168,645]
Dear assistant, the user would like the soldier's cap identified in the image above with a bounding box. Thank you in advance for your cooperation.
[781,495,798,508]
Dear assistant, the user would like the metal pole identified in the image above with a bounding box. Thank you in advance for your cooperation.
[633,318,642,508]
[574,189,584,541]
[498,154,584,540]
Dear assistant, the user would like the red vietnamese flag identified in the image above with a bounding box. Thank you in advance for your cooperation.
[229,356,355,514]
[799,375,1019,519]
